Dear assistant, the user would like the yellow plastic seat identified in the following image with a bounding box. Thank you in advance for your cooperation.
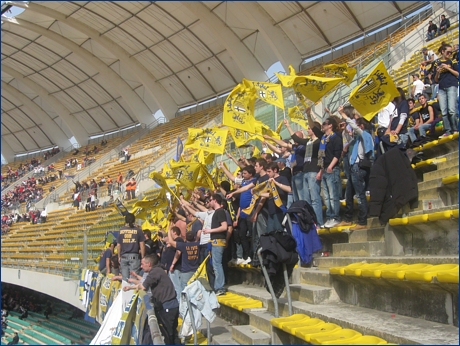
[421,140,438,149]
[310,329,362,344]
[427,210,453,221]
[270,314,310,328]
[329,262,365,275]
[407,214,429,224]
[329,224,356,233]
[295,323,342,342]
[283,317,324,334]
[442,174,459,185]
[405,264,458,282]
[231,300,263,311]
[361,263,408,278]
[436,269,459,284]
[389,217,408,226]
[437,134,454,145]
[452,209,458,218]
[344,263,386,277]
[381,263,433,280]
[451,132,459,140]
[346,335,388,344]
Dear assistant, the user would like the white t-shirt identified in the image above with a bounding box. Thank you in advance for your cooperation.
[195,210,215,245]
[412,79,425,96]
[377,102,395,128]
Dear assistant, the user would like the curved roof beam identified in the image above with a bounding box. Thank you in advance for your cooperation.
[295,2,331,46]
[9,1,178,120]
[235,2,302,72]
[1,138,16,163]
[340,2,364,32]
[182,1,267,81]
[2,65,90,146]
[2,16,154,125]
[2,82,71,149]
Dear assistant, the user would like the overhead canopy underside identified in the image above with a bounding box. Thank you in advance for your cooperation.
[1,1,428,157]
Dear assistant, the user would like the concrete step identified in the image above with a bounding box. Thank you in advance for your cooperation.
[227,285,459,344]
[437,159,459,170]
[288,284,337,304]
[248,310,275,335]
[348,227,385,243]
[298,268,333,287]
[417,177,442,191]
[211,333,240,345]
[423,166,459,182]
[313,255,459,269]
[232,325,271,345]
[333,241,386,257]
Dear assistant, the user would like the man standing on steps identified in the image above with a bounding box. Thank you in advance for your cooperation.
[117,213,145,282]
[7,332,19,345]
[202,194,228,296]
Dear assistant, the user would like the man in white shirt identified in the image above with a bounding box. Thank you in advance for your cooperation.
[377,102,395,130]
[411,74,425,98]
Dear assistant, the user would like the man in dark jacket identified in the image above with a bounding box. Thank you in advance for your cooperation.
[368,149,418,224]
[438,15,450,35]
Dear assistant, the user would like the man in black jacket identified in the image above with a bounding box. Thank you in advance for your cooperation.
[438,15,450,35]
[368,149,418,224]
[426,20,437,41]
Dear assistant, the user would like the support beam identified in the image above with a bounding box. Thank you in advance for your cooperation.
[2,65,89,146]
[2,82,71,149]
[2,16,154,125]
[236,2,302,72]
[8,1,178,121]
[182,1,267,81]
[1,138,16,163]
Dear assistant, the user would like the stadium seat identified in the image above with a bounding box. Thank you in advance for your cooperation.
[329,262,365,275]
[346,335,388,344]
[436,270,459,284]
[310,328,362,344]
[388,217,408,226]
[344,263,386,277]
[404,264,458,282]
[361,263,409,278]
[282,317,325,334]
[294,323,343,342]
[270,313,310,328]
[407,214,429,224]
[441,174,459,185]
[381,263,433,280]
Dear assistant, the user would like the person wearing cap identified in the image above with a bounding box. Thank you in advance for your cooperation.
[411,74,425,99]
[99,240,117,275]
[117,213,145,281]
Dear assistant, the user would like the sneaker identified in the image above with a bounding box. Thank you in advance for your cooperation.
[339,199,346,203]
[439,132,451,138]
[241,257,252,265]
[215,290,226,296]
[350,224,367,231]
[236,258,245,265]
[337,220,352,227]
[228,259,238,266]
[324,219,339,228]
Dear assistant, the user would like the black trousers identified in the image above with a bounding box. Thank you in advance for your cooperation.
[155,307,179,345]
[236,217,252,260]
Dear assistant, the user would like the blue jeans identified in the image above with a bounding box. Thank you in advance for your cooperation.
[344,163,368,225]
[303,172,324,226]
[179,271,194,292]
[408,124,433,142]
[169,270,182,302]
[266,212,284,233]
[120,254,141,282]
[321,166,341,221]
[438,86,459,134]
[211,245,225,291]
[427,31,435,40]
[292,172,305,202]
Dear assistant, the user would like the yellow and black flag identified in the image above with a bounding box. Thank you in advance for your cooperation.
[324,63,357,85]
[223,82,257,133]
[243,79,284,109]
[184,127,228,155]
[349,61,399,121]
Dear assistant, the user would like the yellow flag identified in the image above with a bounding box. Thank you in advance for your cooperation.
[169,162,201,190]
[288,106,310,130]
[275,121,284,134]
[349,61,399,121]
[131,206,149,220]
[252,146,261,158]
[275,64,298,87]
[197,164,216,190]
[324,63,357,86]
[198,150,215,165]
[132,191,168,210]
[293,75,344,103]
[187,255,212,291]
[149,171,175,197]
[215,163,231,185]
[223,82,257,133]
[254,120,281,141]
[233,166,241,176]
[184,127,228,155]
[142,219,152,229]
[243,79,284,109]
[229,127,257,147]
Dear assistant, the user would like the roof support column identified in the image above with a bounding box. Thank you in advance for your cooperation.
[1,138,16,163]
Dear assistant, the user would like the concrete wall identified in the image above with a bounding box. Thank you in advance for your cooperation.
[1,268,84,311]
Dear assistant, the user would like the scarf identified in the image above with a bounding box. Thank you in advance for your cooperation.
[304,138,316,162]
[317,132,336,169]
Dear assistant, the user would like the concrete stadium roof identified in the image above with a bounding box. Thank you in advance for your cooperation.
[1,1,428,159]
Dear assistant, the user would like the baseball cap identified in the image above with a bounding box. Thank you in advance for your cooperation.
[422,47,428,52]
[275,157,287,164]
